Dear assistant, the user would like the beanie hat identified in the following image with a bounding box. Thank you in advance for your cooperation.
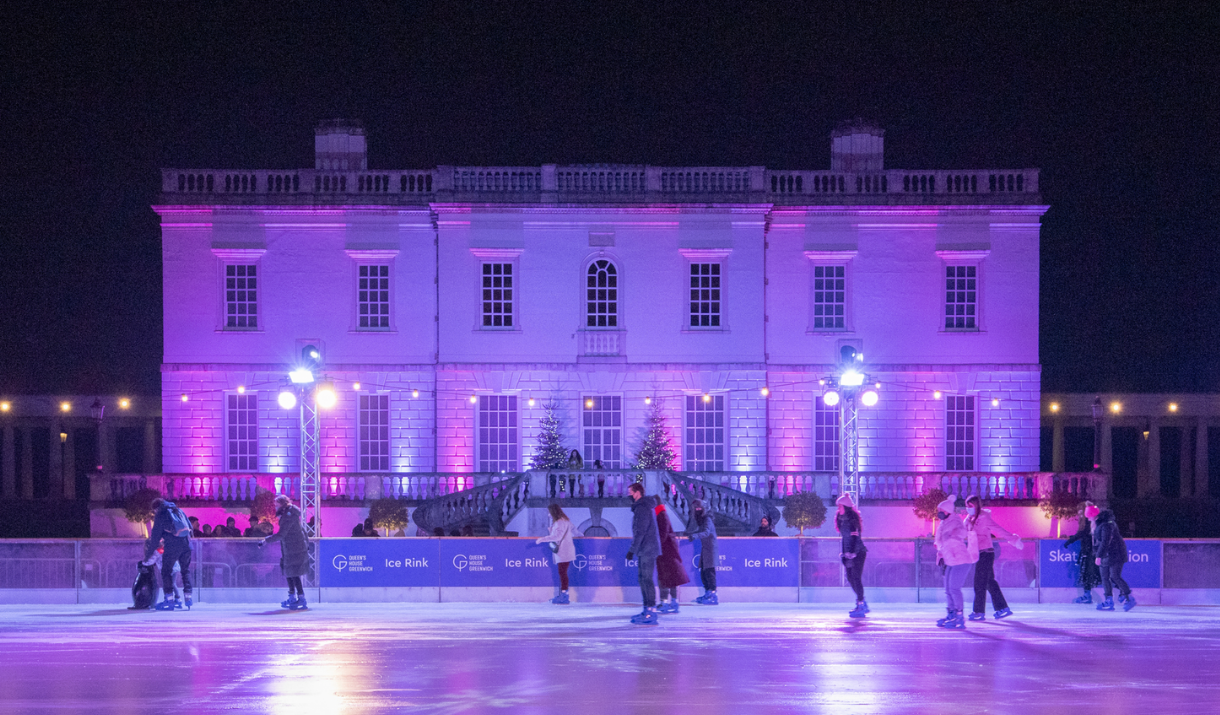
[1084,503,1100,520]
[691,499,705,511]
[936,494,957,515]
[835,493,856,509]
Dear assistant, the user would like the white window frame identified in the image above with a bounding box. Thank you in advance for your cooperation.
[945,394,977,471]
[471,249,523,331]
[680,249,731,331]
[358,393,391,472]
[346,249,399,332]
[582,394,623,468]
[813,394,840,471]
[584,258,620,329]
[225,392,259,472]
[804,250,856,333]
[683,393,727,471]
[937,250,987,333]
[212,248,266,332]
[475,394,520,472]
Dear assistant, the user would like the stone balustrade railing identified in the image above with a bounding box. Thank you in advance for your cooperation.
[161,165,1039,202]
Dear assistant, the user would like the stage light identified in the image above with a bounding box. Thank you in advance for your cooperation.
[278,390,298,410]
[315,382,337,409]
[861,390,879,407]
[823,390,840,407]
[839,370,864,387]
[290,368,314,384]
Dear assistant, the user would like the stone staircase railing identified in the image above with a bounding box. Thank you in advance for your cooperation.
[410,474,530,536]
[660,471,780,535]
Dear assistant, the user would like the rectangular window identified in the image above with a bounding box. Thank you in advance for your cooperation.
[358,394,390,471]
[481,263,514,328]
[582,395,622,468]
[945,265,977,330]
[684,394,725,471]
[689,263,722,327]
[946,395,975,471]
[814,395,840,471]
[357,265,391,329]
[477,395,518,472]
[225,264,258,329]
[226,394,258,471]
[812,265,846,330]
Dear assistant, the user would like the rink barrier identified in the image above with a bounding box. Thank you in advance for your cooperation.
[0,537,1216,605]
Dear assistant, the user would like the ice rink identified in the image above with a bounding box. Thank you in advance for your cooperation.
[1,600,1218,714]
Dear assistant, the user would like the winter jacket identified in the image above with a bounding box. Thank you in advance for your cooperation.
[1092,509,1128,564]
[628,495,661,561]
[264,505,312,578]
[934,514,976,567]
[685,509,719,567]
[965,510,1020,551]
[536,517,576,563]
[836,509,867,557]
[752,526,778,537]
[654,504,691,588]
[144,501,191,560]
[1063,517,1094,557]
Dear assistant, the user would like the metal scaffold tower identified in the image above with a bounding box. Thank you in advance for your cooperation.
[839,391,861,505]
[299,397,320,538]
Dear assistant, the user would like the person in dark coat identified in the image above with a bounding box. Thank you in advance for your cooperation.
[625,483,661,625]
[143,498,193,610]
[752,516,778,536]
[261,495,312,610]
[654,501,690,613]
[1089,504,1135,611]
[1064,501,1101,603]
[685,499,719,605]
[835,493,869,618]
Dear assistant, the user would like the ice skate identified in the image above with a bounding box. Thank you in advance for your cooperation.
[1073,593,1093,604]
[946,612,967,629]
[657,601,679,614]
[1122,595,1137,611]
[630,608,659,625]
[289,596,308,610]
[549,592,570,605]
[1097,597,1115,611]
[154,596,181,611]
[994,608,1013,619]
[968,612,986,621]
[701,592,718,605]
[281,594,298,609]
[183,592,192,611]
[848,602,868,618]
[936,608,955,627]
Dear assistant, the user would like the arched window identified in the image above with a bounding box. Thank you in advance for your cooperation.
[586,259,618,328]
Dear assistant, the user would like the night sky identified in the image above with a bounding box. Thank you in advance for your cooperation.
[2,3,1216,396]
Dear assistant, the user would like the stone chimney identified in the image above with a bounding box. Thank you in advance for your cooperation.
[314,120,367,171]
[830,120,884,172]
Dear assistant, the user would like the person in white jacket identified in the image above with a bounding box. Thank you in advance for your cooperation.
[964,495,1023,621]
[536,503,576,604]
[932,494,975,629]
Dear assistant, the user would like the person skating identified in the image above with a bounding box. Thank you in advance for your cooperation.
[932,494,974,629]
[1089,504,1136,611]
[654,500,690,613]
[260,495,311,610]
[143,498,194,611]
[536,504,576,604]
[1064,501,1101,603]
[835,494,869,618]
[964,495,1023,621]
[685,499,719,605]
[625,483,661,625]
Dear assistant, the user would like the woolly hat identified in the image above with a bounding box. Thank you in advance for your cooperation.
[1084,503,1100,520]
[936,494,958,514]
[691,499,705,511]
[835,493,856,509]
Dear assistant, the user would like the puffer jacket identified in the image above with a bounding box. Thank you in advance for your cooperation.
[264,505,312,578]
[144,501,191,560]
[934,514,976,567]
[686,510,719,566]
[966,510,1020,551]
[1092,509,1129,564]
[628,495,661,560]
[836,509,867,557]
[536,517,576,563]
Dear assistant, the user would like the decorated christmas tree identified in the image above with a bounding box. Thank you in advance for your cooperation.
[634,400,677,470]
[529,402,569,470]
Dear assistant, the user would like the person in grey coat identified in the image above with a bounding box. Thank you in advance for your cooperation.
[685,499,719,605]
[261,495,312,610]
[625,483,661,625]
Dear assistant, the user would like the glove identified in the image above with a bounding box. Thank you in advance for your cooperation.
[625,552,634,561]
[258,539,266,547]
[843,553,855,559]
[1011,538,1024,550]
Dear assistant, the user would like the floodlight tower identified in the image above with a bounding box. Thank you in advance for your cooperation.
[821,346,880,505]
[277,346,335,538]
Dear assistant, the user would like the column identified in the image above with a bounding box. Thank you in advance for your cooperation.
[2,425,15,499]
[49,419,64,499]
[98,421,114,476]
[63,429,76,500]
[1181,423,1195,498]
[21,425,34,499]
[143,419,159,474]
[1051,417,1065,472]
[1100,422,1113,499]
[1141,419,1161,498]
[1196,421,1210,497]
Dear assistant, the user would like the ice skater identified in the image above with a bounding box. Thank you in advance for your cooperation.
[964,495,1023,621]
[1064,501,1101,603]
[536,503,575,604]
[1089,503,1136,611]
[654,500,690,613]
[625,483,661,625]
[143,498,194,611]
[260,495,311,610]
[685,499,719,605]
[835,493,869,618]
[933,494,973,629]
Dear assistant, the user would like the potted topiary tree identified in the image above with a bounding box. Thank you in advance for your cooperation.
[369,497,411,536]
[782,491,827,536]
[123,487,162,538]
[1040,489,1083,538]
[912,487,949,536]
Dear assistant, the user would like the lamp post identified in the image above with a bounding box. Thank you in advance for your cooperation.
[90,398,105,477]
[822,347,880,504]
[1091,397,1102,471]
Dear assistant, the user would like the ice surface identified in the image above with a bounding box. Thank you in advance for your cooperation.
[1,601,1218,714]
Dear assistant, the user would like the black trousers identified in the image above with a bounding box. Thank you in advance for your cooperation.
[843,551,867,602]
[972,550,1009,613]
[1101,560,1131,599]
[161,543,192,596]
[700,567,717,592]
[637,557,657,608]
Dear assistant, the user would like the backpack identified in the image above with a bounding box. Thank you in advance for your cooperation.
[168,507,192,538]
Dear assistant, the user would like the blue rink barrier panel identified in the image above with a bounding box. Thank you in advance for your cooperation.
[1039,538,1162,589]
